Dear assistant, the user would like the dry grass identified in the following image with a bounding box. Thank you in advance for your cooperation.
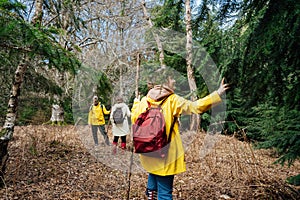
[0,125,299,199]
[177,133,300,199]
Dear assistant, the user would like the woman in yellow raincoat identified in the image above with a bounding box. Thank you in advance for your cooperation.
[131,77,229,200]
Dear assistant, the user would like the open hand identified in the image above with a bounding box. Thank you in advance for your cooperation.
[217,78,230,96]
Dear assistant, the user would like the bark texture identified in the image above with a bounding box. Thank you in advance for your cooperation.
[0,0,44,187]
[185,0,200,131]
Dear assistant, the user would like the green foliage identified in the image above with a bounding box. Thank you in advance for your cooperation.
[16,94,75,125]
[60,96,74,124]
[0,0,25,12]
[152,0,185,31]
[24,69,63,95]
[200,112,211,131]
[253,107,300,167]
[95,72,113,107]
[287,174,300,186]
[17,96,51,125]
[0,0,81,75]
[0,0,82,125]
[240,0,300,108]
[164,50,186,74]
[217,0,300,168]
[0,0,81,73]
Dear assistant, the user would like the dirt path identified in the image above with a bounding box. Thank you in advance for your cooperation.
[0,125,299,199]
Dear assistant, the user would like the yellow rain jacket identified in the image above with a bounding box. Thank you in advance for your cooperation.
[88,103,110,125]
[131,85,222,176]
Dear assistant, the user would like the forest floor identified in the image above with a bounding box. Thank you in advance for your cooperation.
[0,125,299,200]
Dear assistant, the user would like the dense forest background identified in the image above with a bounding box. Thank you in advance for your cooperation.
[0,0,299,195]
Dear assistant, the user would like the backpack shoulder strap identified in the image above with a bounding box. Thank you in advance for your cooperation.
[161,94,176,142]
[121,106,127,118]
[168,116,177,143]
[100,104,105,116]
[159,93,173,106]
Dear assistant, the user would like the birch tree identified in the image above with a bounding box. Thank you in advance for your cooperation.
[0,0,44,183]
[185,0,200,131]
[0,0,80,186]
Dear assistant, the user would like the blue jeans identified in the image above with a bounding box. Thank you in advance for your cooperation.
[147,173,174,200]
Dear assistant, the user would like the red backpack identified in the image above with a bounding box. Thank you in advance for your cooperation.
[132,96,176,158]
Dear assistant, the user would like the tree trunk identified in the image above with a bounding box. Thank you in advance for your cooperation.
[185,0,200,131]
[0,56,29,186]
[135,53,141,98]
[32,0,43,26]
[0,0,44,187]
[142,0,166,69]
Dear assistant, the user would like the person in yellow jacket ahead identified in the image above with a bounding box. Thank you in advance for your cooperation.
[88,96,110,146]
[131,77,229,200]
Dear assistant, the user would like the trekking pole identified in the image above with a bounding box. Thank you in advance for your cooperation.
[127,52,140,200]
[126,140,134,200]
